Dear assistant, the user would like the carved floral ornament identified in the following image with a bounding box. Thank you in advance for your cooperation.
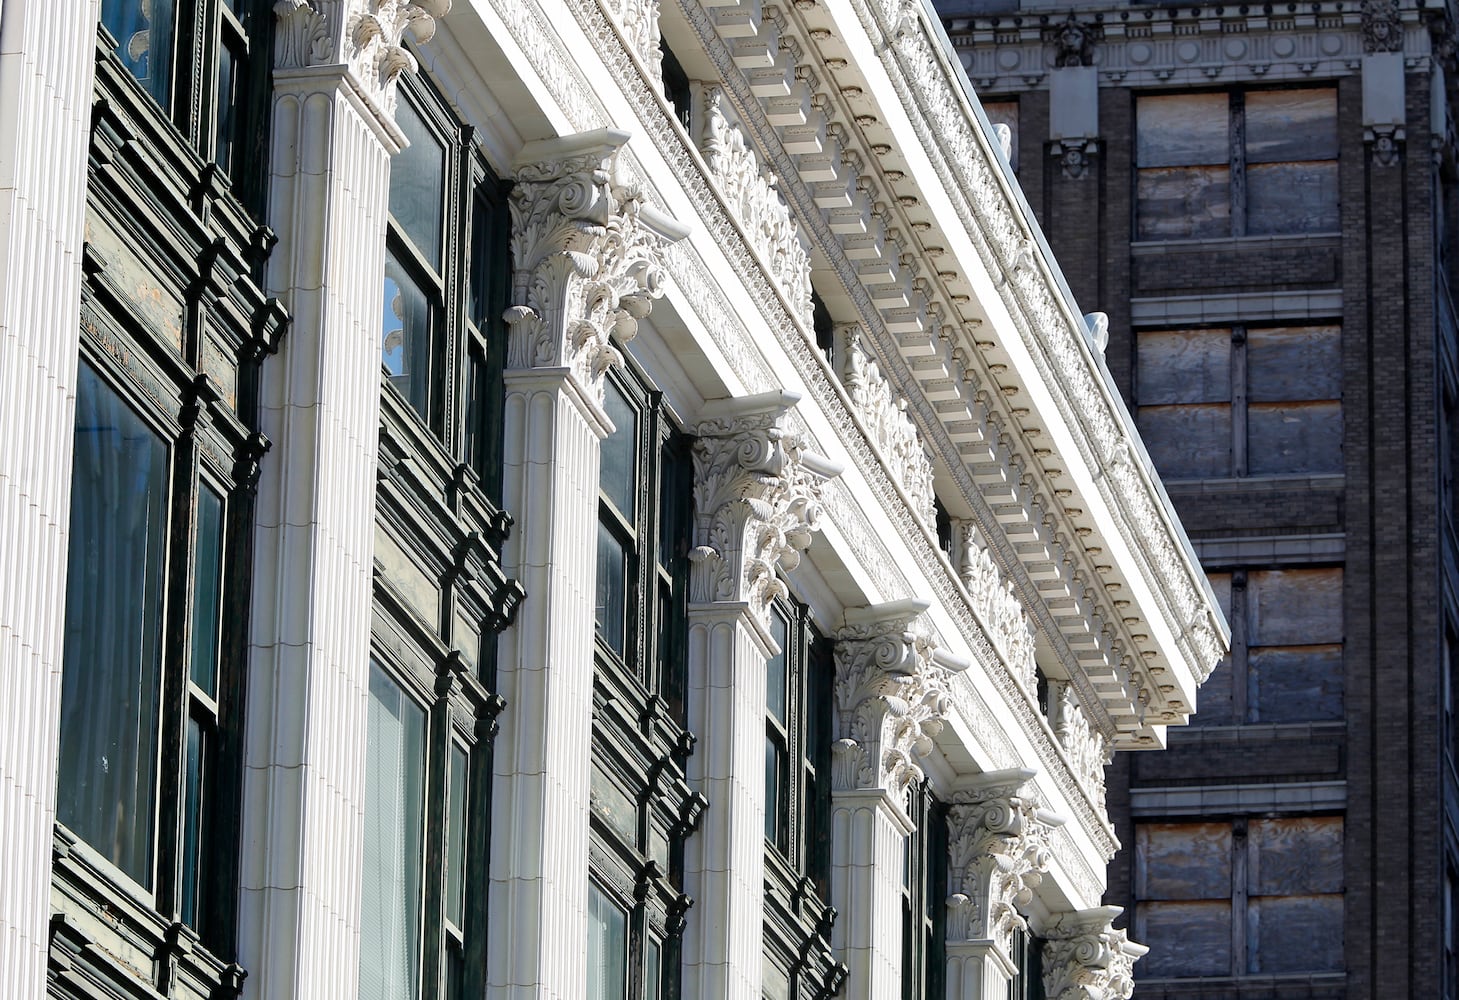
[273,0,449,113]
[945,769,1065,953]
[832,601,970,802]
[689,392,840,621]
[505,129,689,405]
[1041,907,1147,1000]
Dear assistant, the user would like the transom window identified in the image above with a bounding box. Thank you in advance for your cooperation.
[382,79,511,491]
[1135,89,1338,241]
[1135,817,1344,978]
[1136,324,1343,480]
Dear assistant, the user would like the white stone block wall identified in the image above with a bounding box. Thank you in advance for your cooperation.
[0,3,99,995]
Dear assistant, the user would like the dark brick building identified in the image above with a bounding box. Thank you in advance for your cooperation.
[937,0,1459,995]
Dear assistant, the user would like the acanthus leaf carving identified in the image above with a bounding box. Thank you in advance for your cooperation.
[272,0,449,114]
[833,603,956,803]
[945,769,1061,953]
[1051,682,1110,814]
[506,131,684,405]
[605,0,664,83]
[1042,908,1148,1000]
[951,519,1036,692]
[697,85,812,324]
[836,323,936,528]
[689,395,836,622]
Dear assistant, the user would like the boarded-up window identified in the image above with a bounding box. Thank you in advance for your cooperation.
[1137,324,1342,481]
[1190,572,1235,724]
[1136,817,1344,979]
[982,100,1020,173]
[1136,89,1338,241]
[1247,568,1343,722]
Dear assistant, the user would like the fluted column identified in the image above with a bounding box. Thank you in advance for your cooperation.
[1041,907,1148,1000]
[239,4,446,997]
[944,770,1062,1000]
[489,128,685,999]
[831,601,964,1000]
[0,3,100,995]
[680,392,837,1000]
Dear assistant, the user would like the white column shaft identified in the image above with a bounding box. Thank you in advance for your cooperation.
[239,72,394,1000]
[946,941,1015,1000]
[831,791,909,1000]
[681,606,771,999]
[488,368,604,999]
[0,3,99,995]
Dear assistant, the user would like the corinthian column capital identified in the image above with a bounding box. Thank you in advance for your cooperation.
[504,129,688,408]
[831,600,968,802]
[1041,907,1148,1000]
[273,0,450,116]
[688,391,839,622]
[945,769,1064,953]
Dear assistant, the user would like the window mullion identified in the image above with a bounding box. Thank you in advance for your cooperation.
[1232,819,1250,976]
[1230,92,1247,238]
[1232,326,1249,477]
[1231,569,1250,725]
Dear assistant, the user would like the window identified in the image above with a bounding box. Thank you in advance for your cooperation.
[902,781,947,1000]
[100,0,266,193]
[1194,568,1343,725]
[1135,817,1344,978]
[1137,324,1342,480]
[383,79,511,493]
[1008,926,1044,1000]
[1135,89,1338,241]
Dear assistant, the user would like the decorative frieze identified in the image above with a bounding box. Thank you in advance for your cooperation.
[697,85,813,323]
[836,323,937,528]
[1042,908,1147,1000]
[952,519,1037,693]
[1051,683,1110,814]
[832,601,966,802]
[273,0,450,114]
[505,129,687,405]
[690,391,838,622]
[604,0,663,81]
[946,769,1063,953]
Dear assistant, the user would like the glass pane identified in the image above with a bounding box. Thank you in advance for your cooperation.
[1136,900,1232,977]
[1248,643,1344,722]
[446,744,469,929]
[764,735,787,848]
[1247,326,1342,402]
[190,485,225,697]
[468,190,503,331]
[596,523,627,655]
[1247,894,1344,972]
[214,42,238,172]
[1138,329,1232,405]
[383,250,436,425]
[1246,160,1340,235]
[360,663,427,1000]
[587,883,628,1000]
[58,362,170,887]
[767,609,789,725]
[102,0,175,106]
[1137,93,1230,167]
[644,936,662,1000]
[1136,166,1231,240]
[1245,89,1338,163]
[465,349,489,480]
[1137,404,1232,479]
[390,95,447,269]
[181,717,206,928]
[600,381,638,518]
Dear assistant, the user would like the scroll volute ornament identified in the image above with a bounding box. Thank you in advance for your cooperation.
[1041,907,1147,1000]
[505,129,688,405]
[689,392,839,621]
[945,769,1064,951]
[832,601,968,802]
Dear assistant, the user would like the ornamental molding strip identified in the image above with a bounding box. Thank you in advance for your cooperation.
[1051,682,1111,815]
[832,601,970,803]
[696,84,813,324]
[273,0,450,114]
[690,391,841,624]
[946,768,1064,954]
[1041,907,1148,1000]
[835,322,937,528]
[504,129,689,406]
[604,0,665,82]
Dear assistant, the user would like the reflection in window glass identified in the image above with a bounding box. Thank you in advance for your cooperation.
[191,486,225,696]
[102,0,176,105]
[181,718,208,926]
[596,523,628,655]
[601,380,638,518]
[58,361,170,887]
[360,663,428,1000]
[446,744,469,930]
[588,882,628,1000]
[390,95,448,269]
[214,42,238,172]
[383,251,436,424]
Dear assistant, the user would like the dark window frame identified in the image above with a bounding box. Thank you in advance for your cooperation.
[902,780,947,1000]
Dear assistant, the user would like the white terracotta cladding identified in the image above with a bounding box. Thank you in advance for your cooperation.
[831,790,912,1000]
[0,2,100,995]
[489,369,607,998]
[238,69,396,1000]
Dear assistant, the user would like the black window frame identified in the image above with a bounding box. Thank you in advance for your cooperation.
[902,780,947,1000]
